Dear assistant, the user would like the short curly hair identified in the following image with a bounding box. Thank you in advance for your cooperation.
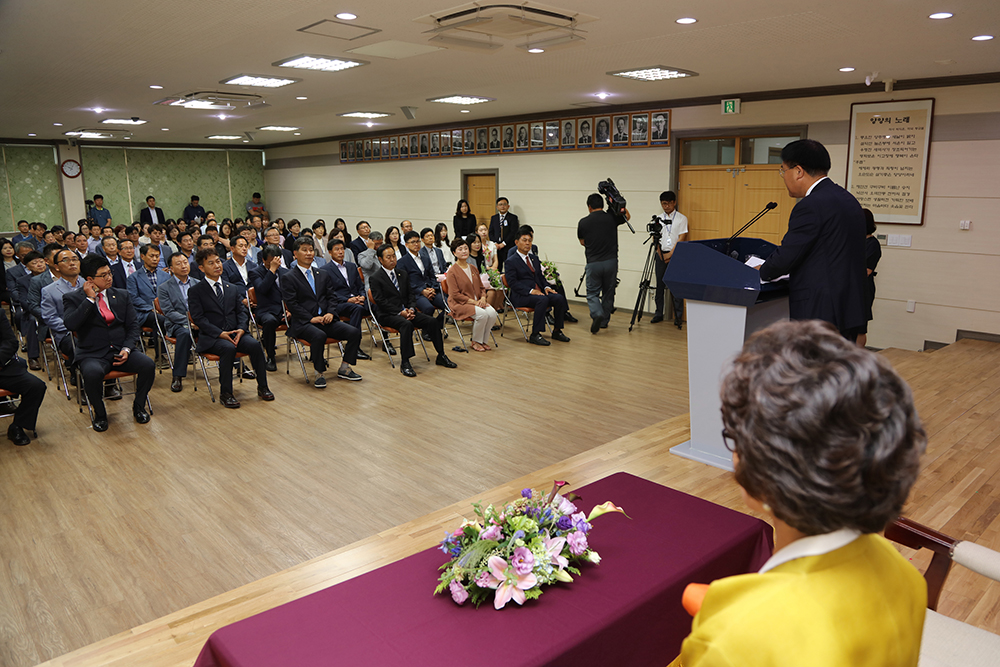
[721,319,926,535]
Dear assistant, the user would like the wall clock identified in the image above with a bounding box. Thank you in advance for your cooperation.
[61,159,82,178]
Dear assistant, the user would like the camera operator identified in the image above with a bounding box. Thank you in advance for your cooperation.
[652,191,688,328]
[577,193,630,334]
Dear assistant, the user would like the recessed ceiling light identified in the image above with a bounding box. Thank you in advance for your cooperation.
[206,135,244,140]
[460,109,471,113]
[293,132,301,136]
[365,122,374,127]
[123,136,131,140]
[595,93,610,99]
[243,140,250,143]
[161,128,169,131]
[296,96,308,100]
[972,34,994,41]
[218,114,227,120]
[222,74,299,88]
[839,67,855,72]
[335,12,357,20]
[274,54,368,72]
[929,12,953,19]
[53,123,63,126]
[94,107,104,113]
[27,133,36,137]
[528,48,544,54]
[338,111,393,118]
[675,17,697,24]
[608,66,698,81]
[428,95,494,105]
[257,126,300,131]
[102,118,147,125]
[149,85,163,90]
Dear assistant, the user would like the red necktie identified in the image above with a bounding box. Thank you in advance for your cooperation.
[526,255,535,272]
[97,293,115,324]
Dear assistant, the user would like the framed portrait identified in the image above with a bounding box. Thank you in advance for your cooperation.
[516,123,529,151]
[612,115,629,146]
[577,117,594,149]
[650,111,670,145]
[452,129,463,154]
[390,137,399,158]
[476,127,489,154]
[429,132,440,156]
[399,134,410,158]
[631,113,649,146]
[409,134,419,157]
[419,133,429,156]
[363,139,373,160]
[501,125,515,152]
[545,120,559,149]
[347,140,355,160]
[464,128,475,152]
[487,126,501,153]
[371,139,382,161]
[560,119,576,148]
[594,116,611,147]
[381,138,390,158]
[354,140,363,160]
[440,131,451,155]
[530,122,544,150]
[340,142,348,162]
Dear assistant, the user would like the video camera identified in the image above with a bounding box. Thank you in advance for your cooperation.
[646,216,661,237]
[598,178,627,218]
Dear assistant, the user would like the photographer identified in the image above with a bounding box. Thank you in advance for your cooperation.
[652,191,688,328]
[577,193,629,334]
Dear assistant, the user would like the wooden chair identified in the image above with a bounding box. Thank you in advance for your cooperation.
[499,274,531,341]
[885,517,1000,665]
[439,278,498,352]
[187,314,246,403]
[365,288,429,369]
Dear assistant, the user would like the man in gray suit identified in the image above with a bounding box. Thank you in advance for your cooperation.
[27,243,62,326]
[156,252,199,393]
[39,249,85,378]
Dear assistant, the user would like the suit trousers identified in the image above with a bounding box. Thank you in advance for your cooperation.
[255,312,278,359]
[294,320,361,372]
[165,325,193,377]
[653,254,682,322]
[585,259,617,322]
[139,311,166,352]
[518,292,567,333]
[56,335,75,369]
[203,335,267,394]
[21,312,44,359]
[79,351,155,419]
[0,362,46,431]
[334,301,366,330]
[414,292,446,320]
[378,312,442,360]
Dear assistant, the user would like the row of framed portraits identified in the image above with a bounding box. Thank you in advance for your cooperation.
[339,110,671,162]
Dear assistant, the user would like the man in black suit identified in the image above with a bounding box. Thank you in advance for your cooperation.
[222,236,261,296]
[62,255,155,432]
[251,245,286,372]
[281,237,364,389]
[505,225,571,346]
[759,140,866,341]
[369,244,457,377]
[188,248,273,408]
[320,238,367,329]
[488,197,519,271]
[398,231,446,326]
[0,309,46,445]
[138,195,166,227]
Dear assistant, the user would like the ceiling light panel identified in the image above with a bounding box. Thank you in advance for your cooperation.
[338,111,393,118]
[274,55,368,72]
[206,135,244,140]
[257,126,300,131]
[102,118,147,125]
[607,66,698,81]
[428,95,494,105]
[223,74,300,88]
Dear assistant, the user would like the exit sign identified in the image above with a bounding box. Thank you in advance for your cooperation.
[722,98,741,115]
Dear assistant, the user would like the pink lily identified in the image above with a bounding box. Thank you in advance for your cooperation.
[484,555,538,610]
[541,534,568,569]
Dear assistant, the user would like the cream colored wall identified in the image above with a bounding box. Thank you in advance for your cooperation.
[265,82,1000,351]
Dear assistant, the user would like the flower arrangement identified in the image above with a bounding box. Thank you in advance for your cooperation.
[540,260,562,288]
[485,267,503,290]
[435,480,628,609]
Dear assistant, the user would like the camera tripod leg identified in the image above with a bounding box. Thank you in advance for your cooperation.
[629,241,659,332]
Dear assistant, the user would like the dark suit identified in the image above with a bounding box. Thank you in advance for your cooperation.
[16,272,45,358]
[156,277,198,378]
[222,258,261,296]
[350,237,369,259]
[126,267,166,352]
[489,212,519,270]
[27,271,54,321]
[369,266,444,360]
[320,260,366,329]
[251,266,286,361]
[0,311,45,433]
[188,278,268,395]
[62,287,154,419]
[139,206,166,227]
[453,214,477,239]
[281,264,361,373]
[505,251,567,334]
[397,251,446,319]
[109,260,128,290]
[419,245,449,277]
[760,178,866,336]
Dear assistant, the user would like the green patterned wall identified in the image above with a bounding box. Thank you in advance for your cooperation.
[79,147,129,225]
[1,145,63,232]
[0,152,11,232]
[227,151,265,218]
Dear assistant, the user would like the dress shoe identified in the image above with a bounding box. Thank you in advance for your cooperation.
[600,319,609,329]
[591,318,601,334]
[92,417,109,432]
[491,324,501,331]
[265,357,277,372]
[68,372,76,387]
[133,408,151,423]
[219,393,241,409]
[383,342,397,356]
[528,333,551,346]
[337,369,363,381]
[422,331,434,342]
[674,319,683,330]
[156,356,172,370]
[7,424,29,446]
[105,384,122,401]
[400,360,417,377]
[650,314,664,324]
[241,369,257,380]
[258,388,275,401]
[170,377,183,393]
[545,313,555,326]
[551,330,571,343]
[28,358,41,371]
[356,350,372,361]
[436,354,458,368]
[314,375,327,389]
[564,312,578,323]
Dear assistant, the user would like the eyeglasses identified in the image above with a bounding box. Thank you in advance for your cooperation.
[93,271,113,279]
[778,164,797,177]
[721,428,736,453]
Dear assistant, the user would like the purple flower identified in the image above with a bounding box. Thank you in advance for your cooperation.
[555,495,578,515]
[450,546,462,557]
[449,580,469,605]
[567,530,588,556]
[556,515,573,531]
[522,488,533,498]
[511,546,535,575]
[480,524,502,541]
[571,512,592,534]
[512,530,525,541]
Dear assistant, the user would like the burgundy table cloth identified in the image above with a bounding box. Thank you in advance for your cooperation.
[193,473,772,667]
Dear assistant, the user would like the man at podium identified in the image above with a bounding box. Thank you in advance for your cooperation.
[759,140,866,342]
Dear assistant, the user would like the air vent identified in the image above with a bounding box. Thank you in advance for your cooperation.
[298,19,381,41]
[154,91,268,110]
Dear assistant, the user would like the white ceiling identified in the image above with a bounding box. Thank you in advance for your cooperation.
[0,0,996,147]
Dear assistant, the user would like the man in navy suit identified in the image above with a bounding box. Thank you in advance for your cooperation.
[138,196,166,227]
[222,236,261,296]
[505,225,570,346]
[489,197,519,271]
[350,221,371,258]
[156,252,198,393]
[188,248,273,408]
[321,238,367,330]
[281,237,364,389]
[418,227,449,277]
[252,245,286,372]
[118,239,141,282]
[398,231,446,328]
[759,140,866,341]
[126,244,167,366]
[63,255,154,432]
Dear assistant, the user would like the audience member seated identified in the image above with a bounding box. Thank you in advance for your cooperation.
[350,221,372,258]
[118,239,140,280]
[188,248,273,408]
[13,251,46,369]
[235,225,261,262]
[147,224,172,268]
[282,219,303,252]
[504,225,570,346]
[156,252,199,393]
[434,223,455,265]
[467,234,505,315]
[280,237,365,389]
[39,249,85,380]
[355,231,382,289]
[251,245,286,372]
[263,227,293,267]
[0,307,45,445]
[102,237,128,289]
[63,255,154,432]
[320,238,369,331]
[420,227,450,276]
[369,244,457,377]
[27,243,63,333]
[669,319,927,667]
[222,236,261,295]
[126,244,168,368]
[175,231,196,265]
[504,229,578,323]
[445,237,498,352]
[6,241,36,325]
[398,231,446,335]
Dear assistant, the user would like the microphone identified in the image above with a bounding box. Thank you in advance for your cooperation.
[725,202,777,258]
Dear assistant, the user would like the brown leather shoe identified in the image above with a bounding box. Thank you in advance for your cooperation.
[220,393,241,409]
[258,389,275,401]
[28,358,41,371]
[170,377,183,393]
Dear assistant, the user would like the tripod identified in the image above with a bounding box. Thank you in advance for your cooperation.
[629,233,659,331]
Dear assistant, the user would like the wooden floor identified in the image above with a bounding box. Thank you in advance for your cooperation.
[3,317,999,667]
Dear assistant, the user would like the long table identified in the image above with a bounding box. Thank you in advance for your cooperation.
[193,472,772,667]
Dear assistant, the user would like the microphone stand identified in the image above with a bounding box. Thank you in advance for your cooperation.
[724,202,777,258]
